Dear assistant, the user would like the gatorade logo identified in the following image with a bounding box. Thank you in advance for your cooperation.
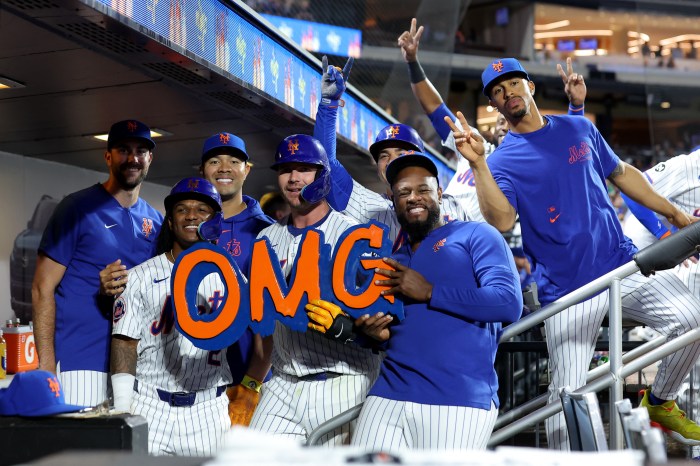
[25,335,36,364]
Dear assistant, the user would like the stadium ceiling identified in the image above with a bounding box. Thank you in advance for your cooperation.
[0,0,385,198]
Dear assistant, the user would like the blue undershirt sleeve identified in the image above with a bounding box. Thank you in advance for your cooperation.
[620,192,673,239]
[427,103,456,142]
[429,224,523,323]
[314,103,354,211]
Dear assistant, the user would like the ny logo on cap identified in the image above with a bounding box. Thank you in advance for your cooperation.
[492,60,504,73]
[219,133,230,144]
[288,139,299,155]
[47,377,61,398]
[127,121,139,132]
[386,125,400,139]
[188,179,200,190]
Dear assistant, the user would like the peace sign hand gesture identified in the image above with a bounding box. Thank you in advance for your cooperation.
[398,18,424,63]
[444,111,486,165]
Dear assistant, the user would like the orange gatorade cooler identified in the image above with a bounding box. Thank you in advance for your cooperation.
[4,325,38,373]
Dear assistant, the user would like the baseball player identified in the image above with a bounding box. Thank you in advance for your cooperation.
[248,134,383,446]
[397,18,586,280]
[620,147,700,294]
[111,177,232,456]
[32,119,162,406]
[447,57,700,449]
[350,152,522,451]
[101,132,275,426]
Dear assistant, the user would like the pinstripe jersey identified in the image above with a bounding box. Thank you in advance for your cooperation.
[644,151,700,217]
[112,253,233,392]
[256,210,381,378]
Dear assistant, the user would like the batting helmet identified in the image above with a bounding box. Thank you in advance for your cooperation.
[369,124,424,162]
[164,177,223,242]
[271,134,330,204]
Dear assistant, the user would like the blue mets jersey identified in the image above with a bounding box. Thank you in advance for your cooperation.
[487,115,637,305]
[39,183,162,372]
[369,220,522,408]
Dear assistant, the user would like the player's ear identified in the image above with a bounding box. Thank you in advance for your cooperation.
[437,186,442,203]
[528,80,535,95]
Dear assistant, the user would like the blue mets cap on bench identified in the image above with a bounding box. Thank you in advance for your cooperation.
[0,370,88,417]
[481,58,531,97]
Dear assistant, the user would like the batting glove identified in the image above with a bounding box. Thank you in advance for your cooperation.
[227,375,262,427]
[321,55,353,107]
[305,299,355,343]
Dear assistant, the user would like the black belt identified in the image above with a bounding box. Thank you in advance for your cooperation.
[298,372,342,382]
[134,380,227,407]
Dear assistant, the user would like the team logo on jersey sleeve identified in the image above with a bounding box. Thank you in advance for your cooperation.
[142,218,154,238]
[113,297,126,323]
[654,163,666,172]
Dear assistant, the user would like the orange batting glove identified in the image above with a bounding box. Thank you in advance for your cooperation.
[227,374,262,426]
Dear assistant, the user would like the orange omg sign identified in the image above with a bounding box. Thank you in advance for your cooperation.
[172,221,403,350]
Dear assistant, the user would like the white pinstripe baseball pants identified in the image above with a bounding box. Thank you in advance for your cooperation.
[249,370,377,446]
[545,269,700,450]
[351,396,498,451]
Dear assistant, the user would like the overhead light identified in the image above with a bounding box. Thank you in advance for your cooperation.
[534,20,570,31]
[660,34,700,47]
[660,101,671,109]
[534,30,613,39]
[88,128,172,143]
[0,76,25,89]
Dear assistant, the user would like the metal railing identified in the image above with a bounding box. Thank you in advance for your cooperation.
[306,222,700,448]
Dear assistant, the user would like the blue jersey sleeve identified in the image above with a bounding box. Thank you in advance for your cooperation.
[620,192,672,239]
[314,103,354,211]
[430,223,523,323]
[39,195,81,267]
[427,103,456,142]
[589,121,621,178]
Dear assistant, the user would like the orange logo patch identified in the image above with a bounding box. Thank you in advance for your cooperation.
[127,121,138,132]
[187,179,200,190]
[433,238,446,252]
[219,133,230,144]
[386,125,400,139]
[492,60,504,73]
[288,139,299,155]
[142,218,154,238]
[47,377,61,397]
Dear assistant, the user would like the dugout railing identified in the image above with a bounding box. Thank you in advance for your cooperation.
[306,221,700,449]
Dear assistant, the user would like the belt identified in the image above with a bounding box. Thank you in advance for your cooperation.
[298,372,342,382]
[134,380,227,407]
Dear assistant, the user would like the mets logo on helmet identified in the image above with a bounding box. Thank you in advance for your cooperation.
[288,139,299,154]
[142,218,154,238]
[219,133,230,144]
[187,179,200,190]
[492,60,504,72]
[386,125,400,139]
[127,121,139,132]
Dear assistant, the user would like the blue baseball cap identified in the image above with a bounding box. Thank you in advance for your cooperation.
[107,119,155,150]
[385,152,439,187]
[202,132,249,162]
[481,58,531,97]
[0,370,88,417]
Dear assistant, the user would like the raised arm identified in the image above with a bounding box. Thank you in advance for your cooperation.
[314,55,355,211]
[557,57,586,115]
[446,112,516,231]
[31,253,66,374]
[620,192,674,239]
[608,162,694,229]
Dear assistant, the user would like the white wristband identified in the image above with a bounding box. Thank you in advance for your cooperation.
[111,373,135,412]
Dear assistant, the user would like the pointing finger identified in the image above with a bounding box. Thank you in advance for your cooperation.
[342,57,354,79]
[322,55,328,74]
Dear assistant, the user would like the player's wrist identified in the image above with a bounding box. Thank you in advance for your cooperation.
[241,374,263,393]
[407,60,426,84]
[321,97,344,108]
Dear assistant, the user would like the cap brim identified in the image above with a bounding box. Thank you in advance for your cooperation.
[202,147,248,163]
[386,154,438,186]
[483,70,529,97]
[21,402,88,417]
